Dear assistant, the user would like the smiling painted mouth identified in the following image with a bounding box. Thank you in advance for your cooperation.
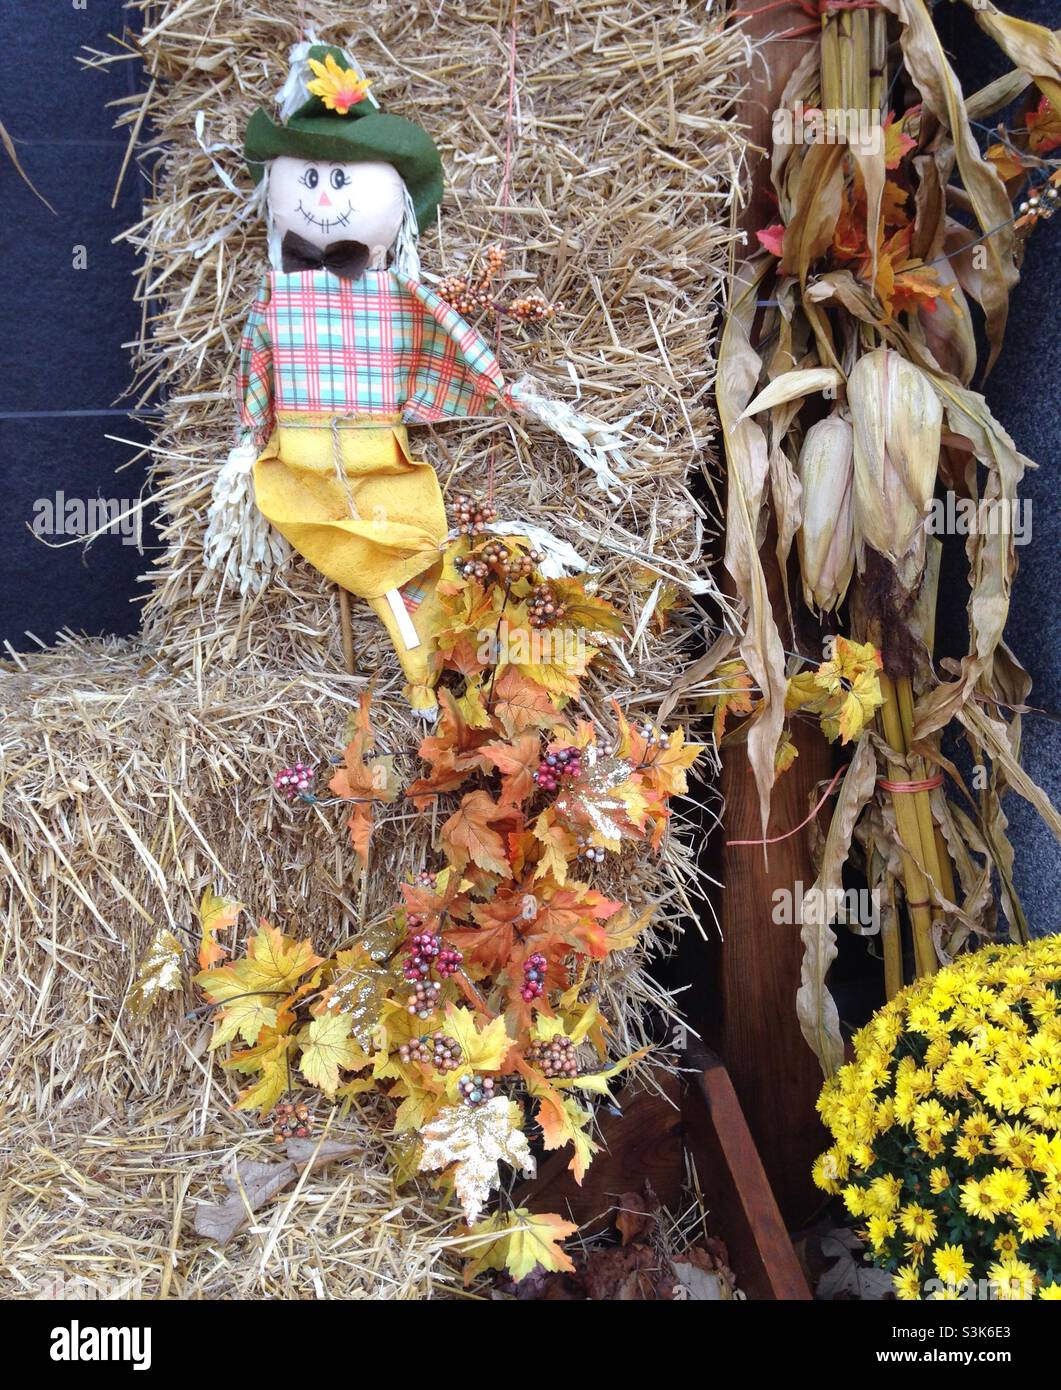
[295,200,356,234]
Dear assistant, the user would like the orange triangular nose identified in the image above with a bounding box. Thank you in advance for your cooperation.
[318,192,333,208]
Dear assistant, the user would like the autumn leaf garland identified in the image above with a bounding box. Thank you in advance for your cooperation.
[194,533,704,1282]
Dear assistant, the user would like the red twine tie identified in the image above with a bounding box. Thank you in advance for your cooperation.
[726,768,944,847]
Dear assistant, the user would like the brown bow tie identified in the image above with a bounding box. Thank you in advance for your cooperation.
[281,231,370,280]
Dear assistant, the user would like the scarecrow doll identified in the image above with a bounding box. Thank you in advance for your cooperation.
[204,42,626,713]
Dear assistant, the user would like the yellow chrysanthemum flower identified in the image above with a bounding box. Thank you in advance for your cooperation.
[988,1258,1036,1301]
[932,1243,972,1285]
[893,1264,921,1300]
[953,1133,986,1163]
[993,1231,1021,1258]
[928,1166,951,1195]
[306,54,373,116]
[865,1173,903,1216]
[865,1214,897,1251]
[898,1203,937,1243]
[1039,1283,1061,1300]
[982,1167,1031,1213]
[960,1178,1002,1220]
[991,1120,1036,1168]
[963,1110,994,1140]
[1013,1201,1049,1242]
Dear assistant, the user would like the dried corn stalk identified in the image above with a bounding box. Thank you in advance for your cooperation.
[716,0,1061,1072]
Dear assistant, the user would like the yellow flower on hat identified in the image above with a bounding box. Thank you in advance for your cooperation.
[307,53,373,115]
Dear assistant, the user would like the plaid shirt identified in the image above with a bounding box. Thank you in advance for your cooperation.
[239,268,510,442]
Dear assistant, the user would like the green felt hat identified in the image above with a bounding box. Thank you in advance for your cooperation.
[244,45,444,231]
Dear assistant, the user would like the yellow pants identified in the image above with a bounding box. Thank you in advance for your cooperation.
[253,413,446,710]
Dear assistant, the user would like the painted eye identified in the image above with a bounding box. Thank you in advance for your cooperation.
[303,167,319,189]
[330,169,348,191]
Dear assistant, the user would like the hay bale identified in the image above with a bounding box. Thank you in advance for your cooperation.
[0,0,750,1298]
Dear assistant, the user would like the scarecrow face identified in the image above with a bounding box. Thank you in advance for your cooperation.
[267,156,406,265]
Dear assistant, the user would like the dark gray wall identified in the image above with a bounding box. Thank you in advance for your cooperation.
[0,0,153,648]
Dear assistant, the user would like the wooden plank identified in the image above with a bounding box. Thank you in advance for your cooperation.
[708,4,831,1226]
[682,1056,812,1300]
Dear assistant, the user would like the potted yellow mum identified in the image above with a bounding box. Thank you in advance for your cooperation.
[813,938,1061,1301]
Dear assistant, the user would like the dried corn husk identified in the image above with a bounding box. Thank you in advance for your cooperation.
[796,413,855,613]
[849,348,942,588]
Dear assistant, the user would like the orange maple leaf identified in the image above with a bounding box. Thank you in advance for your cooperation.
[882,110,916,170]
[328,695,397,862]
[441,790,515,878]
[529,881,621,960]
[407,689,494,805]
[1028,95,1061,155]
[489,666,558,736]
[482,733,542,807]
[450,887,535,972]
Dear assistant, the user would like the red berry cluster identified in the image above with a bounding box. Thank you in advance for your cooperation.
[456,540,545,587]
[528,583,567,629]
[275,762,315,801]
[412,870,437,889]
[272,1101,312,1144]
[526,1035,579,1079]
[458,1073,497,1106]
[521,952,548,1002]
[533,746,582,793]
[452,493,497,539]
[456,554,491,582]
[403,927,441,981]
[399,1031,463,1074]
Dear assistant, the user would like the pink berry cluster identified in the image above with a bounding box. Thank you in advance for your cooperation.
[399,1031,463,1074]
[521,952,547,1002]
[526,1034,579,1080]
[407,979,441,1019]
[274,762,315,801]
[458,1073,497,1107]
[533,746,582,793]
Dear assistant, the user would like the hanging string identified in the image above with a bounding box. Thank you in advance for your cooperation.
[487,2,520,502]
[727,762,849,846]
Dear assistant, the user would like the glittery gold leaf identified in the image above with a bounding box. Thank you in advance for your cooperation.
[418,1098,535,1225]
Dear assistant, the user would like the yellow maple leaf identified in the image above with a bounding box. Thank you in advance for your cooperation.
[242,922,324,993]
[463,1207,577,1282]
[531,807,578,886]
[225,1029,295,1115]
[197,887,240,970]
[646,725,705,797]
[195,921,323,1048]
[823,670,886,745]
[442,1005,512,1096]
[299,1012,369,1095]
[774,727,799,778]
